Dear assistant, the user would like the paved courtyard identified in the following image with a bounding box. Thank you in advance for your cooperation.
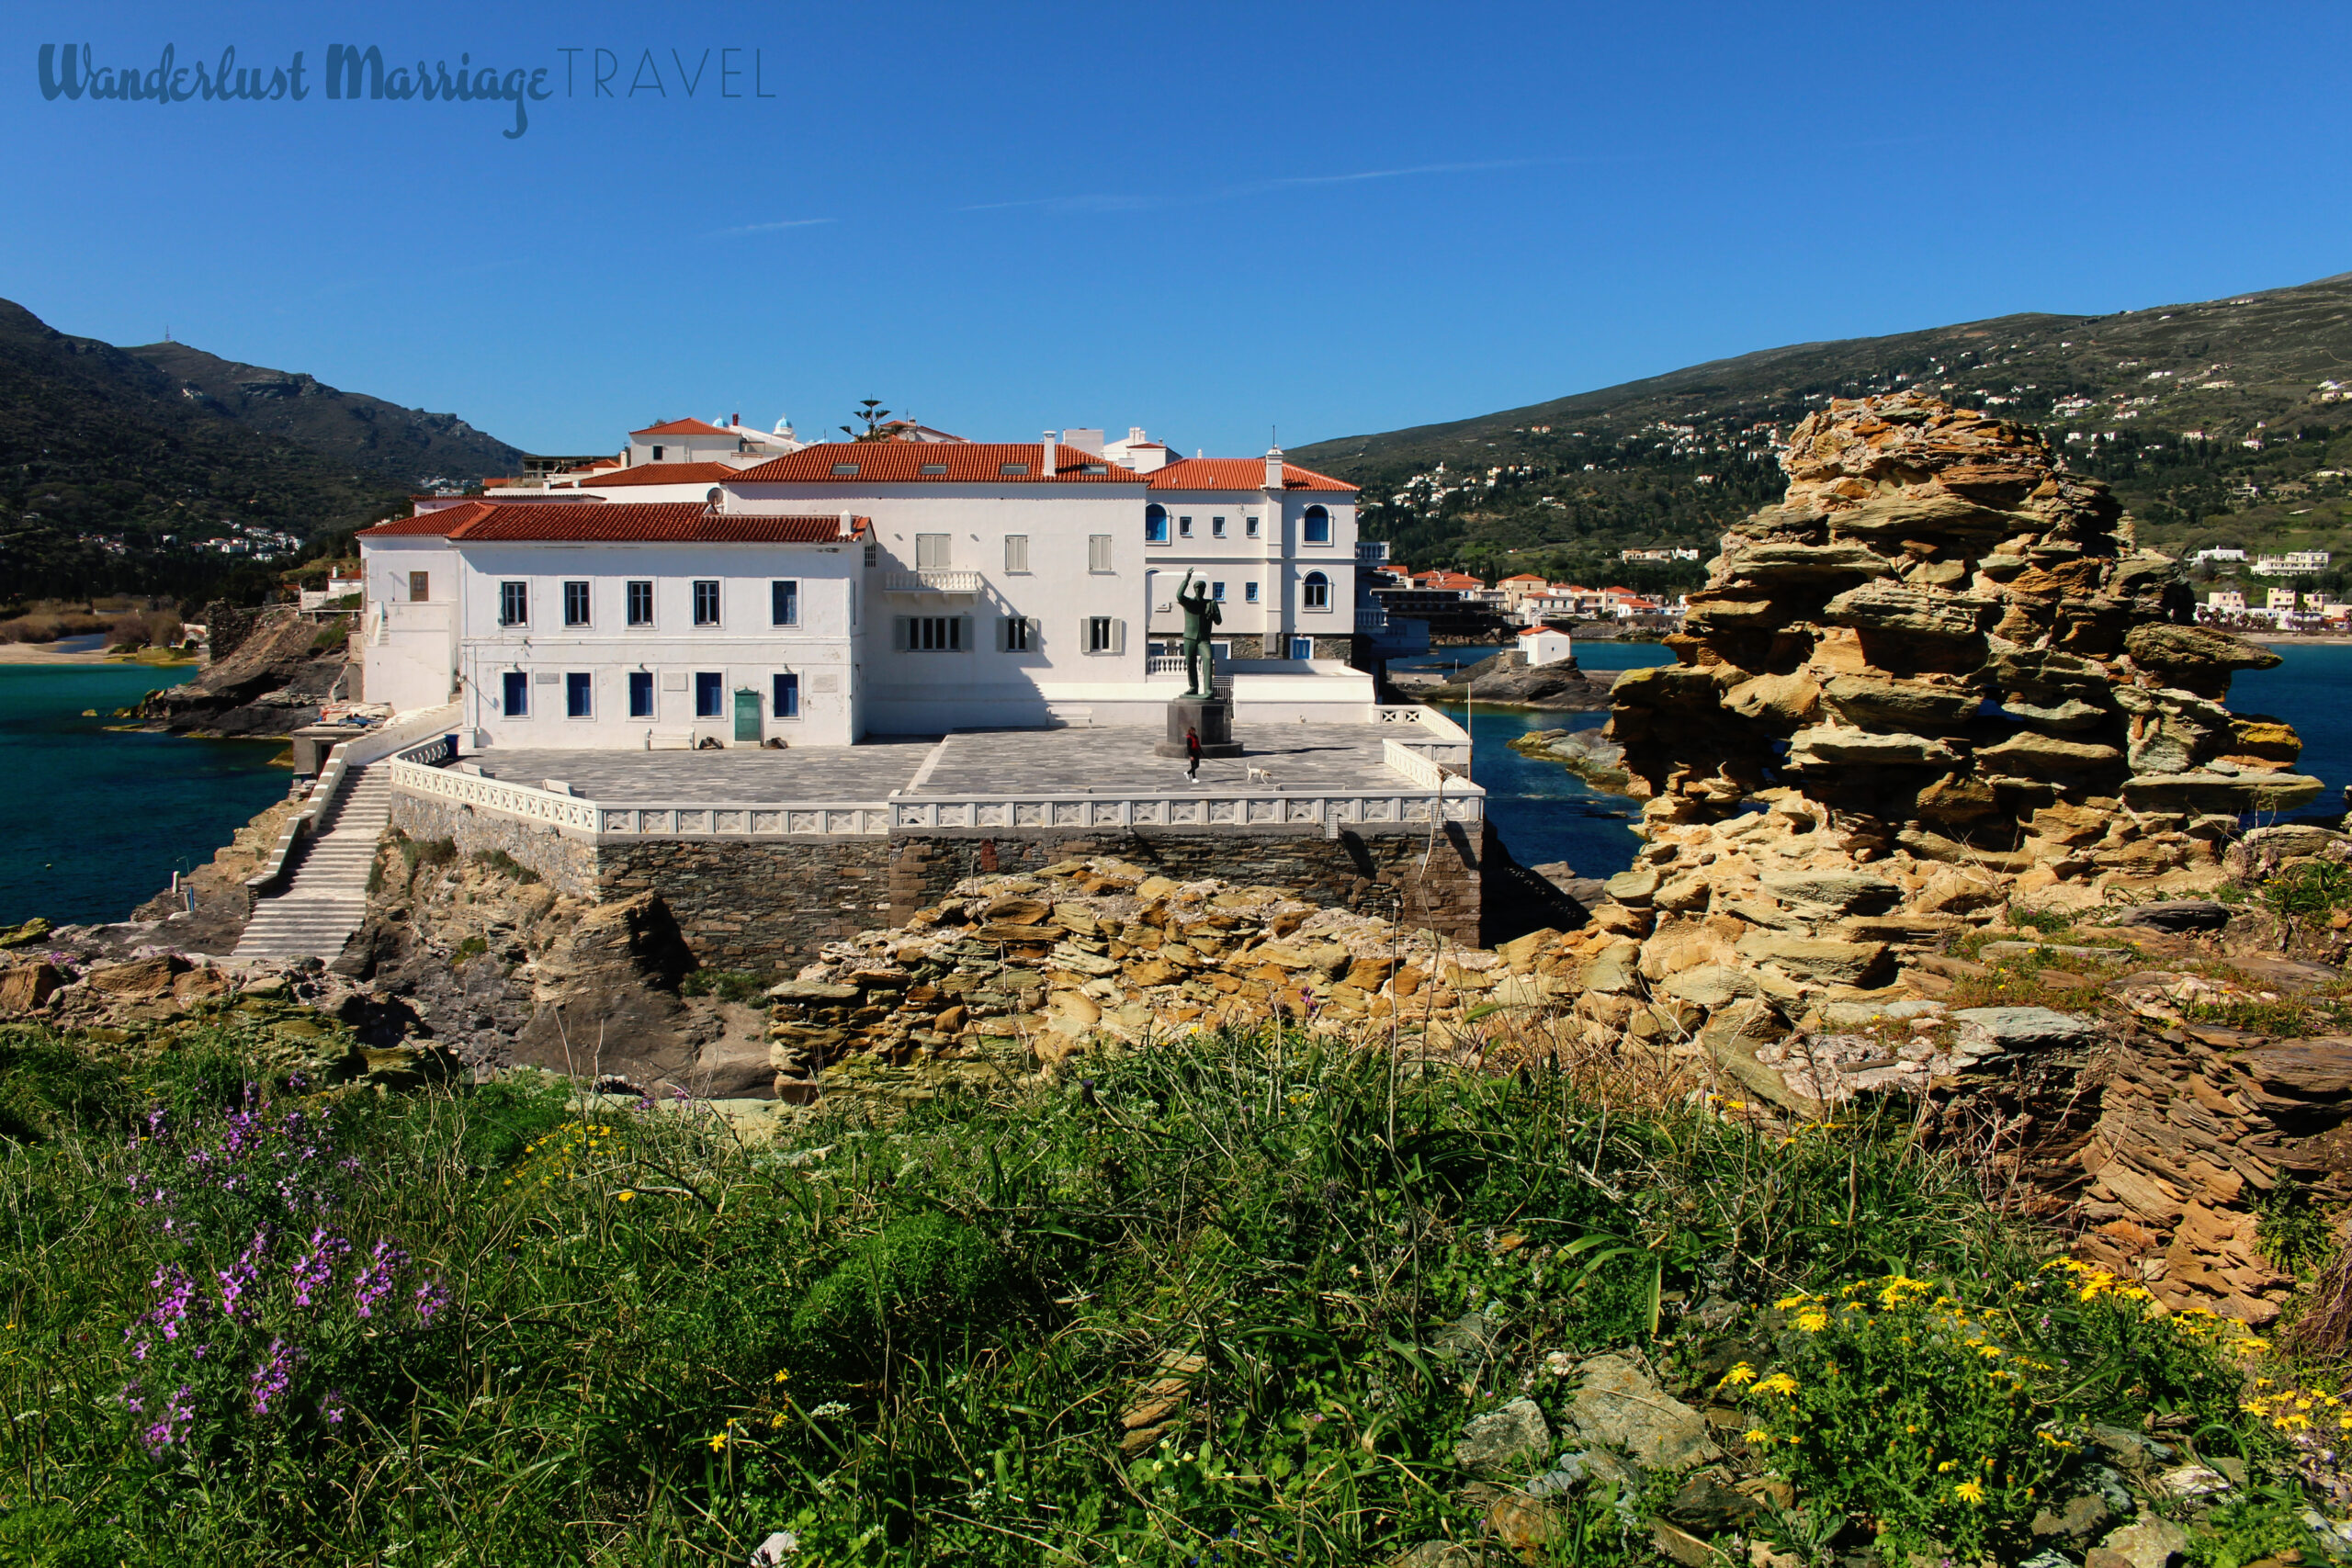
[462,723,1419,804]
[467,737,934,802]
[910,724,1401,797]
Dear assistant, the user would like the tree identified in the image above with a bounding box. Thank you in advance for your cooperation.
[839,400,920,443]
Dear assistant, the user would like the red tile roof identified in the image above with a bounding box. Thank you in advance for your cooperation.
[631,418,733,437]
[1146,457,1356,492]
[729,442,1138,484]
[560,461,741,489]
[361,502,492,536]
[366,502,863,543]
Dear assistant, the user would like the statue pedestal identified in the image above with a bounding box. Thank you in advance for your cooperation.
[1153,695,1245,758]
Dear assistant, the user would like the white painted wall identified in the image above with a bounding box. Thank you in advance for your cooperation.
[452,540,863,750]
[359,537,462,713]
[1141,489,1356,655]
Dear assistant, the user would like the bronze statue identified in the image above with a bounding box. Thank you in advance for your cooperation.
[1174,570,1222,698]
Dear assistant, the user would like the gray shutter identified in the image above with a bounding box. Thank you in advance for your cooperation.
[956,615,973,652]
[1112,618,1126,655]
[994,615,1008,652]
[892,616,909,652]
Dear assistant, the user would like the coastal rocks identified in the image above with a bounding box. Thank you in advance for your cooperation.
[1508,727,1630,792]
[139,606,353,738]
[1404,649,1621,711]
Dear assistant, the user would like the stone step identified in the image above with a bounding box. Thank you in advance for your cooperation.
[232,761,393,964]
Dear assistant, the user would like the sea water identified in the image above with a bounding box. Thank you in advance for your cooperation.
[1399,641,2352,882]
[0,665,288,926]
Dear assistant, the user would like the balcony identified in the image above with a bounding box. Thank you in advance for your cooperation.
[1354,607,1389,632]
[1355,540,1389,564]
[881,570,981,596]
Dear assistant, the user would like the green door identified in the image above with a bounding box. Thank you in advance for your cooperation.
[733,687,762,743]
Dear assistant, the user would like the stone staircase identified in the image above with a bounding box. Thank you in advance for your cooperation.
[232,765,393,964]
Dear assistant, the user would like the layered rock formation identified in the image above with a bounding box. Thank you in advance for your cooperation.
[1566,394,2317,1072]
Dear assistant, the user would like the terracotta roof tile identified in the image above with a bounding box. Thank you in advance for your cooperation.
[442,503,864,543]
[730,442,1138,484]
[630,418,733,437]
[561,461,741,489]
[360,502,491,536]
[1146,457,1356,493]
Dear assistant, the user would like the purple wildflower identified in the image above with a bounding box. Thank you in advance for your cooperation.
[291,1228,350,1308]
[320,1391,347,1427]
[352,1241,406,1319]
[140,1385,195,1454]
[216,1228,271,1321]
[249,1339,297,1416]
[413,1280,449,1326]
[146,1265,199,1341]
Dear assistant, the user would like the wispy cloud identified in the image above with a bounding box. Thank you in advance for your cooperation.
[958,157,1559,216]
[707,217,839,237]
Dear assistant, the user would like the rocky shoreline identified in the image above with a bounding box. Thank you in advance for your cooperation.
[1391,653,1623,711]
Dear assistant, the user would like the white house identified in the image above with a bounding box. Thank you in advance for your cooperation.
[1517,626,1574,667]
[358,423,1376,747]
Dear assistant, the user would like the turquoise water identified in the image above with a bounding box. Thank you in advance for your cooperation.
[0,666,288,926]
[1403,641,2352,882]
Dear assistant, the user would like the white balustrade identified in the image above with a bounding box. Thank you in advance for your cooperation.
[880,570,982,594]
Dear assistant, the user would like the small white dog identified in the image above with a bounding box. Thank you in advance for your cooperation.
[1246,765,1273,785]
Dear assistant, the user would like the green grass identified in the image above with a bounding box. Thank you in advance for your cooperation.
[0,1021,2311,1565]
[679,968,775,1005]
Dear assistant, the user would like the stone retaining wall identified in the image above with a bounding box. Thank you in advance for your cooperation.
[388,795,598,897]
[390,797,1493,972]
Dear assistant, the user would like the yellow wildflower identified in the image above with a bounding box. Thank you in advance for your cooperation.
[1954,1480,1984,1505]
[1755,1373,1800,1397]
[1743,1428,1772,1444]
[773,1369,792,1383]
[1796,1310,1829,1334]
[1718,1362,1757,1388]
[708,1433,728,1451]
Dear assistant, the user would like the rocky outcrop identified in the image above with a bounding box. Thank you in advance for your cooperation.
[762,856,1589,1101]
[140,606,353,737]
[1395,650,1621,711]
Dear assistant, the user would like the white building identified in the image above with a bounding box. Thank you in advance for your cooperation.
[1517,626,1574,667]
[2254,550,2332,576]
[358,424,1375,747]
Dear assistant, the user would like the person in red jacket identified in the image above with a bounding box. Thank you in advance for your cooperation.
[1184,726,1202,783]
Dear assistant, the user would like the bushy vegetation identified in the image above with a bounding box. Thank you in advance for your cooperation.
[0,1021,2319,1565]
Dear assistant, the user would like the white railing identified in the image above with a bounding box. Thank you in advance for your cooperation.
[1374,702,1470,765]
[1382,739,1447,790]
[1355,607,1389,631]
[881,570,981,593]
[386,761,605,833]
[1356,541,1388,563]
[1147,656,1188,679]
[888,786,1479,835]
[248,703,462,891]
[593,803,888,837]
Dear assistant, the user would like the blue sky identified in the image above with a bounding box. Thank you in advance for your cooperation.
[4,2,2349,461]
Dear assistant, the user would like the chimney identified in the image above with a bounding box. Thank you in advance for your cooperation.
[840,511,854,538]
[1043,429,1057,478]
[1265,443,1285,490]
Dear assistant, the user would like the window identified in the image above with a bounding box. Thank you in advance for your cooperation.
[863,543,877,568]
[563,581,590,627]
[1303,570,1330,609]
[566,671,592,717]
[408,570,430,603]
[831,462,860,476]
[1304,505,1331,545]
[695,671,723,717]
[998,462,1028,476]
[1145,504,1169,545]
[502,670,528,716]
[1179,515,1193,537]
[499,581,527,626]
[626,580,653,626]
[1211,581,1226,602]
[920,462,948,475]
[693,580,720,626]
[916,534,951,570]
[902,616,966,651]
[771,580,798,626]
[1212,516,1227,538]
[1004,535,1031,573]
[1290,637,1314,660]
[773,672,800,719]
[1088,535,1114,573]
[651,445,665,461]
[1001,615,1033,652]
[628,671,653,717]
[1084,617,1125,654]
[1245,516,1261,538]
[1245,581,1261,604]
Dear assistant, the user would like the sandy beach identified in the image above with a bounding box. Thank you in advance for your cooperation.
[0,644,198,667]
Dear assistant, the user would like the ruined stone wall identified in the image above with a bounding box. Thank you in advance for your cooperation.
[388,795,598,897]
[888,825,1485,946]
[594,839,895,969]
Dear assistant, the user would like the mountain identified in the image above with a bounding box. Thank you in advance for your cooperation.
[126,340,519,488]
[0,299,522,601]
[1295,269,2352,592]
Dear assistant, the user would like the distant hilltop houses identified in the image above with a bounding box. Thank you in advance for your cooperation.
[1362,568,1677,631]
[359,413,1434,747]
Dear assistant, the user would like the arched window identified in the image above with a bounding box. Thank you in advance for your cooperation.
[1303,570,1330,610]
[1303,505,1330,545]
[1145,504,1170,545]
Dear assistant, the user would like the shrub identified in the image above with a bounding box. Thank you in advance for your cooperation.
[679,968,772,1004]
[469,848,540,885]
